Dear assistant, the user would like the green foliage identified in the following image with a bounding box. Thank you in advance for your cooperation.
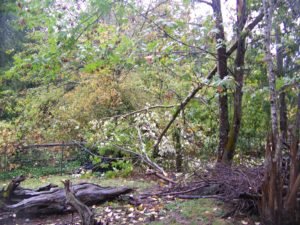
[0,161,80,181]
[0,0,298,175]
[104,160,133,178]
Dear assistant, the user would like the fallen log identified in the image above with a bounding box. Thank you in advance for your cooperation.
[1,177,133,216]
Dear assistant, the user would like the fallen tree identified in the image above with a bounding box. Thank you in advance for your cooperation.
[0,176,133,217]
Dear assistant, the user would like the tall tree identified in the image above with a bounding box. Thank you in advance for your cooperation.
[221,0,247,163]
[211,0,230,162]
[261,0,283,224]
[275,25,287,143]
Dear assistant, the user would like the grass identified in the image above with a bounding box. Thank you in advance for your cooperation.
[0,172,154,191]
[151,198,233,225]
[0,161,81,181]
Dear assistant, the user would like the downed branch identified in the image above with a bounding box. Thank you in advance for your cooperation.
[146,169,177,185]
[147,164,264,216]
[73,140,167,175]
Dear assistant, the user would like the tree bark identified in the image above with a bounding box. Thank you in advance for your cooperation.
[261,0,283,224]
[152,11,264,158]
[63,180,95,225]
[212,0,230,162]
[1,179,132,216]
[284,86,300,223]
[275,26,288,143]
[173,125,182,172]
[0,175,26,204]
[222,0,247,164]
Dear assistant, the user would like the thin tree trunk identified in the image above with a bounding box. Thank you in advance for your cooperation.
[275,26,288,143]
[173,125,182,172]
[284,87,300,223]
[212,0,229,162]
[261,0,283,224]
[222,0,247,164]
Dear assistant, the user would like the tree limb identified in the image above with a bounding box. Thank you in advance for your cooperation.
[152,10,264,156]
[196,0,213,7]
[19,142,81,150]
[101,104,177,120]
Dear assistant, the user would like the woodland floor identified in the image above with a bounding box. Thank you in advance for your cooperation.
[0,174,260,225]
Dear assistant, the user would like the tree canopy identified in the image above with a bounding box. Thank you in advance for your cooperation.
[0,0,299,224]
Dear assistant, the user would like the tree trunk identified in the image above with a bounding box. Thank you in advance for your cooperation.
[173,125,182,172]
[222,0,247,164]
[275,26,288,143]
[212,0,230,162]
[284,87,300,224]
[261,0,283,224]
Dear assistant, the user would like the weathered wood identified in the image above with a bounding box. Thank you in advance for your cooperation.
[0,175,26,203]
[146,169,176,184]
[2,179,132,216]
[63,180,95,225]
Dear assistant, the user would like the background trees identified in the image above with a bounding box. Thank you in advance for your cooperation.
[0,0,299,223]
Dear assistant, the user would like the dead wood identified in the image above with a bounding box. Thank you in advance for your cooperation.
[146,169,177,185]
[177,194,222,199]
[34,183,58,192]
[63,180,95,225]
[1,177,133,217]
[0,175,26,203]
[144,164,265,216]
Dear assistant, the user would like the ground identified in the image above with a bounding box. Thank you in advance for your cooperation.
[0,174,260,225]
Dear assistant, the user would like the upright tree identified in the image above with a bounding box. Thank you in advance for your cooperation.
[261,0,283,224]
[211,0,229,162]
[221,0,247,163]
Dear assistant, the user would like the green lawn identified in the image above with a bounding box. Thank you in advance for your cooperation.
[0,173,154,191]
